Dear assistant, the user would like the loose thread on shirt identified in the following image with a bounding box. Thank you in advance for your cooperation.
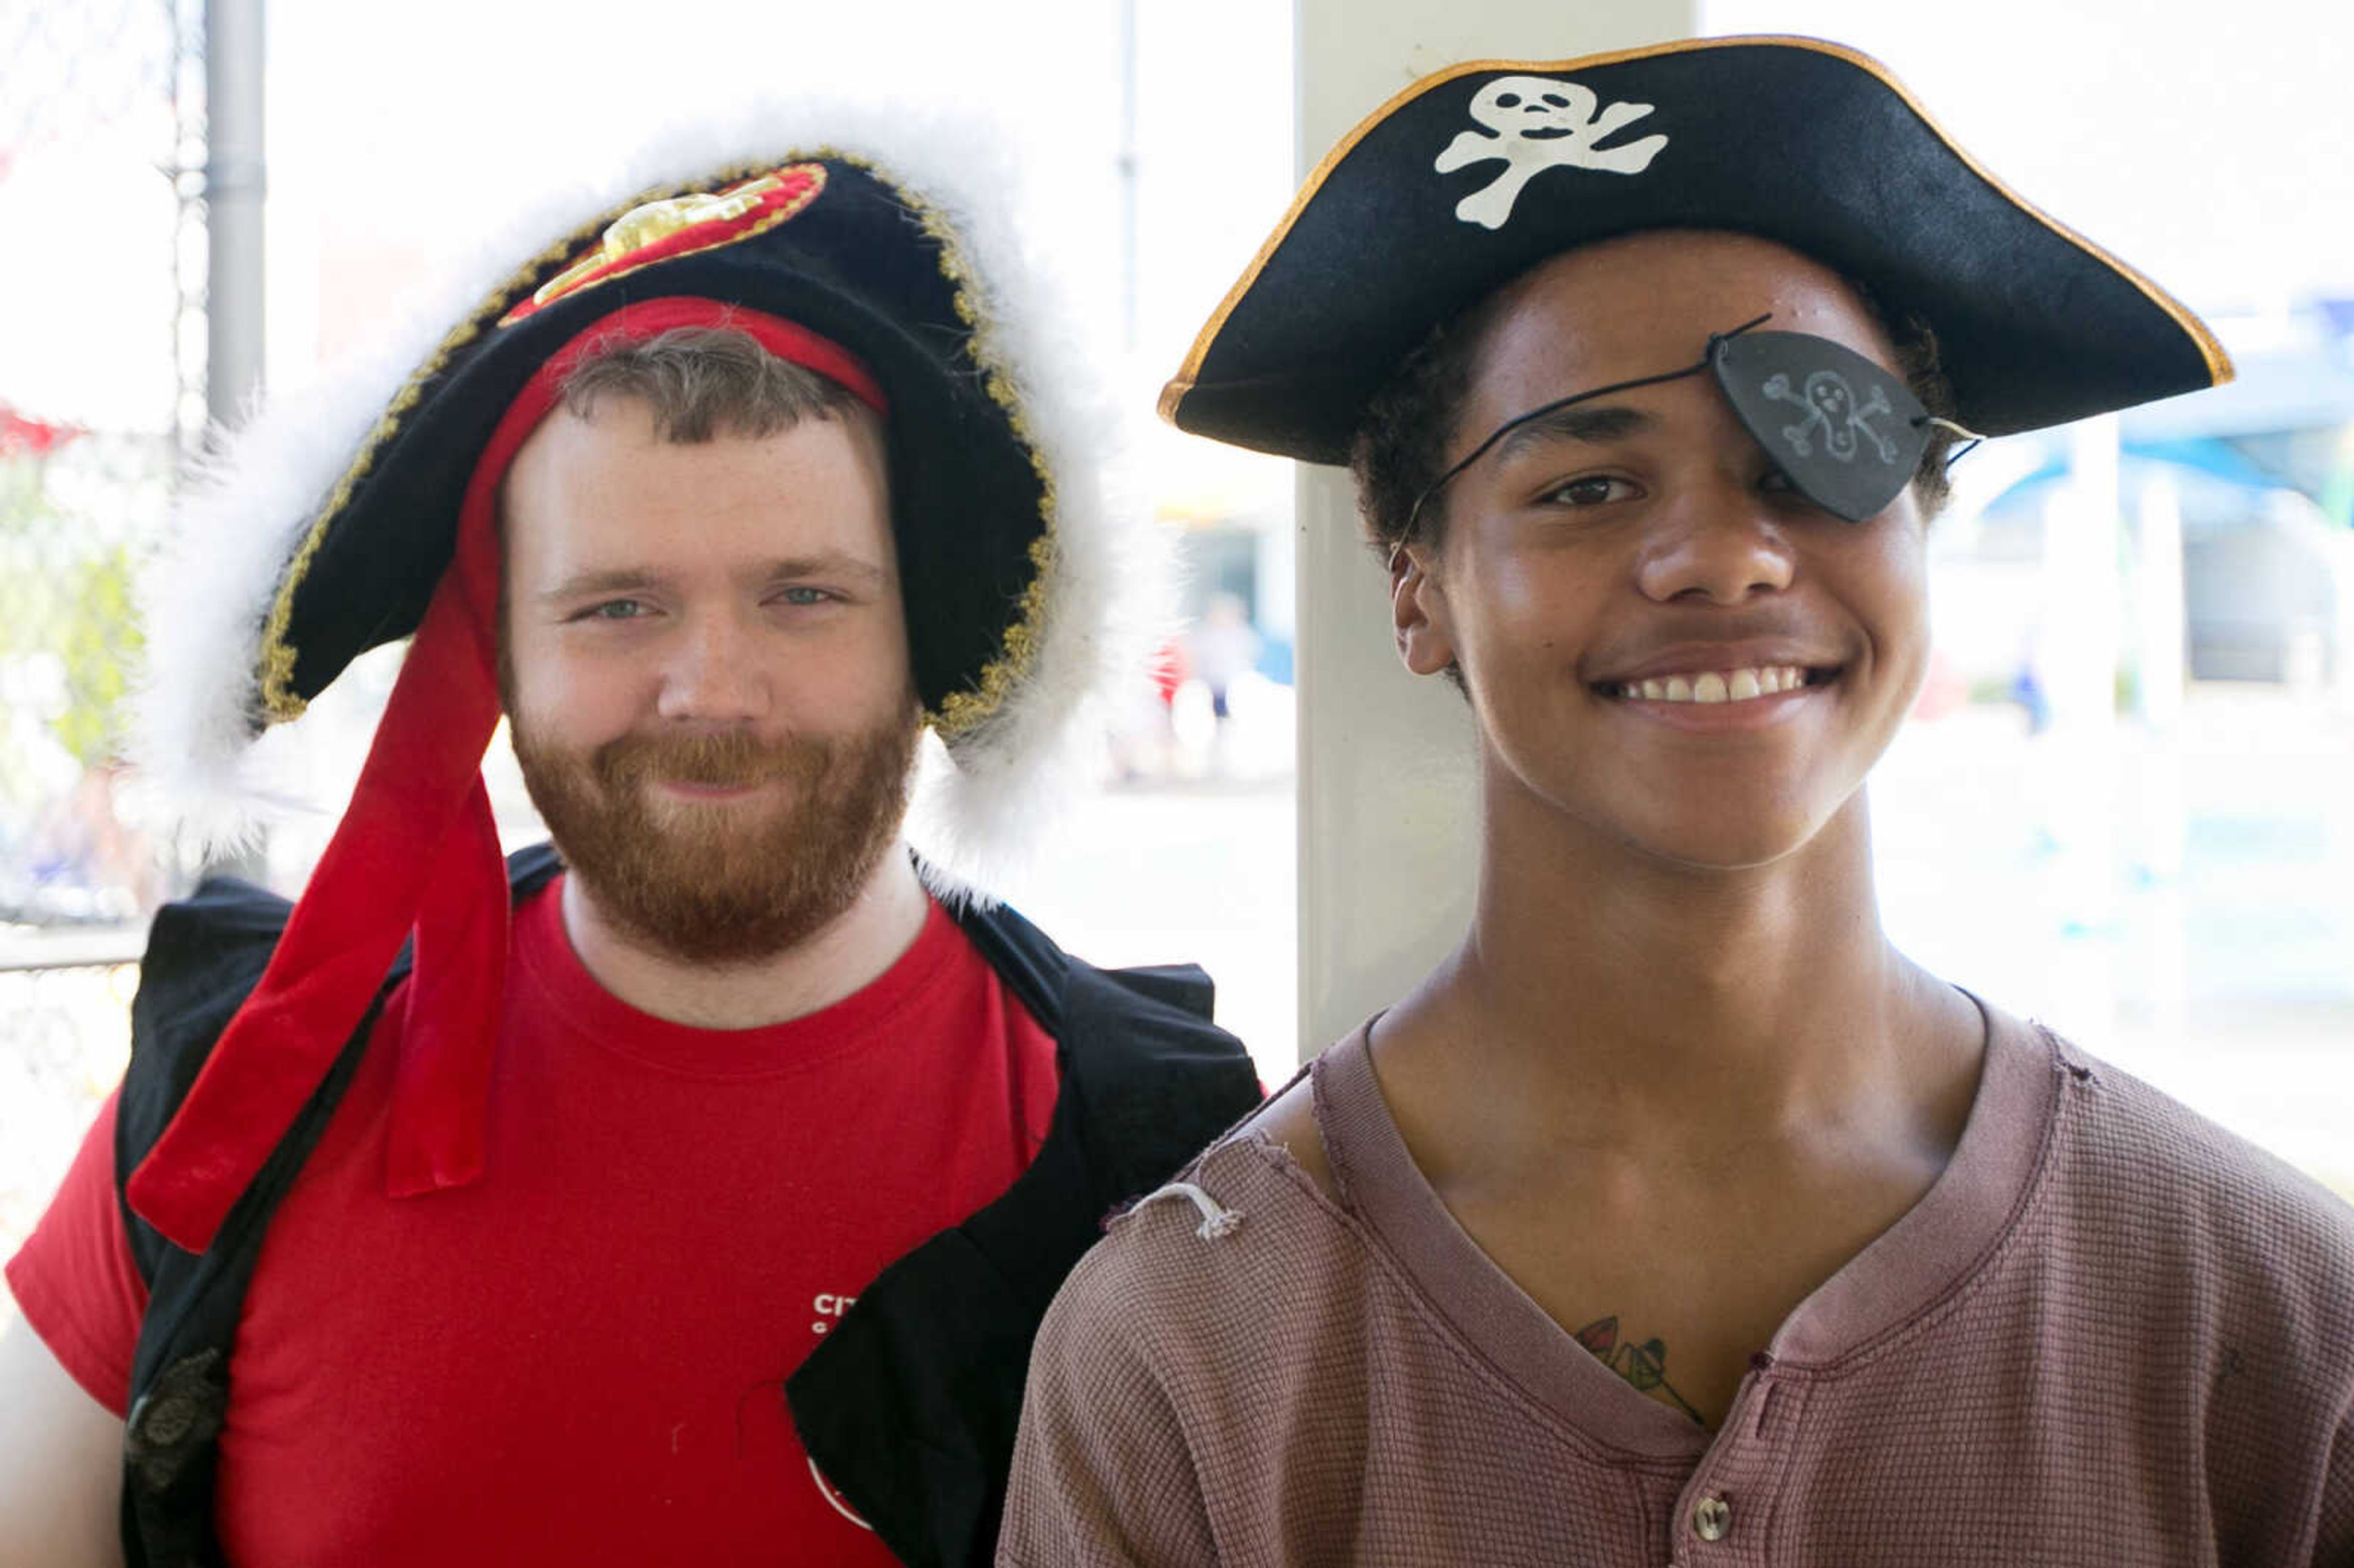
[1126,1180,1244,1241]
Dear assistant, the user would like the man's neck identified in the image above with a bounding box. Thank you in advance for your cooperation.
[558,848,932,1030]
[1377,782,1982,1170]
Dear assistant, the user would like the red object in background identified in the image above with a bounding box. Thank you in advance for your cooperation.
[1912,647,1968,721]
[0,403,83,459]
[1149,639,1189,709]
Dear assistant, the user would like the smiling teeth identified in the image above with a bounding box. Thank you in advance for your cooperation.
[1619,665,1809,703]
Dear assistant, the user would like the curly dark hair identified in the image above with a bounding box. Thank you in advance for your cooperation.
[1347,275,1961,563]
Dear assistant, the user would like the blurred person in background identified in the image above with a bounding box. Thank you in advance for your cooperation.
[1184,592,1262,731]
[0,125,1257,1568]
[1004,38,2353,1566]
[1181,593,1262,777]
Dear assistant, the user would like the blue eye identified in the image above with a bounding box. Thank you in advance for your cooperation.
[585,598,646,621]
[776,586,835,606]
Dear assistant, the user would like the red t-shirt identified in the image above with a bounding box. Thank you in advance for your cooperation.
[6,878,1060,1566]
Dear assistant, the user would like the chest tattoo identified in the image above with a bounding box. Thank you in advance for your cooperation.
[1574,1315,1705,1425]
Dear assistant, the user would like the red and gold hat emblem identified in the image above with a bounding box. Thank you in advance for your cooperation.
[500,163,828,325]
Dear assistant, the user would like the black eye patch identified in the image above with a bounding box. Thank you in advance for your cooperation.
[1402,318,1943,542]
[1710,330,1930,522]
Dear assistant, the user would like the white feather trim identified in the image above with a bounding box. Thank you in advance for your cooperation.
[131,97,1165,898]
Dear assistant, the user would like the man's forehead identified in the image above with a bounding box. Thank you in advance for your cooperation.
[509,399,887,501]
[1471,231,1897,403]
[503,405,898,580]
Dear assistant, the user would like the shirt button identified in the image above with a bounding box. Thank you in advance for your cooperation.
[1691,1495,1732,1542]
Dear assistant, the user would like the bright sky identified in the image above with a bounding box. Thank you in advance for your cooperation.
[259,0,1293,400]
[0,0,1297,435]
[4,1,2347,433]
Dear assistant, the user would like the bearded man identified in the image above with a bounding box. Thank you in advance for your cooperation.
[0,139,1258,1568]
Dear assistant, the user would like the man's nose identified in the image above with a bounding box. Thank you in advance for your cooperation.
[1632,484,1798,606]
[655,612,771,723]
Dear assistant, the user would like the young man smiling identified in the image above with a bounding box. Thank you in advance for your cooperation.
[0,139,1257,1568]
[1001,38,2354,1567]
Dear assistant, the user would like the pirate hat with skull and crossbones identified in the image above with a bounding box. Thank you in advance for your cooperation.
[1161,36,2229,476]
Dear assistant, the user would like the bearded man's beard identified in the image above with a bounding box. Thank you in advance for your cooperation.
[511,711,919,965]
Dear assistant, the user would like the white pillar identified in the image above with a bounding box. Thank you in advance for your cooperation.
[2132,471,2186,737]
[1292,0,1699,1056]
[2127,470,2188,1045]
[2044,415,2122,938]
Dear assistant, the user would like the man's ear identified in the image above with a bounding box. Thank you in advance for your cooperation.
[1390,543,1457,677]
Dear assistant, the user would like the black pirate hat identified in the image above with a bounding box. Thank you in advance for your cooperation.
[129,129,1126,1253]
[263,154,1056,736]
[1163,36,2229,464]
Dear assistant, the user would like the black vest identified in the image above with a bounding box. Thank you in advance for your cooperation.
[113,843,1261,1568]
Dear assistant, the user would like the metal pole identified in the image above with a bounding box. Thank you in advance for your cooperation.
[202,0,269,885]
[205,0,265,428]
[1118,0,1140,354]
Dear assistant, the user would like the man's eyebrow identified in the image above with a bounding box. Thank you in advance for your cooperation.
[1490,403,1656,465]
[539,568,662,603]
[538,555,893,603]
[756,554,890,588]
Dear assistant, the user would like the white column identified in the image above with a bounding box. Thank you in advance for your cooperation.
[2132,471,2186,737]
[2043,414,2123,937]
[2128,470,2188,1048]
[1292,0,1699,1056]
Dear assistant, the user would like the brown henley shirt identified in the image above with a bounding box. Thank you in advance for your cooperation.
[1001,1003,2354,1566]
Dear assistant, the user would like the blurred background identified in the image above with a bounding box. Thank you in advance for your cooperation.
[3,0,2348,1255]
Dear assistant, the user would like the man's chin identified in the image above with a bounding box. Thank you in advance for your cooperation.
[572,850,889,968]
[637,794,794,848]
[627,813,819,891]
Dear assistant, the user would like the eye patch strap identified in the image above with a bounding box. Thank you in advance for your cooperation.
[1922,416,1986,469]
[1399,313,1773,549]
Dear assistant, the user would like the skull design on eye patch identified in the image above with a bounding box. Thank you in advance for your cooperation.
[1708,330,1932,522]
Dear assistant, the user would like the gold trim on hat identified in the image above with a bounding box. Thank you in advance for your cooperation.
[828,147,1059,745]
[1157,33,2231,428]
[254,205,623,723]
[253,156,1055,748]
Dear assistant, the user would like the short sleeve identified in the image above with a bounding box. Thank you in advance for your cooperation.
[995,1255,1219,1568]
[4,1087,149,1416]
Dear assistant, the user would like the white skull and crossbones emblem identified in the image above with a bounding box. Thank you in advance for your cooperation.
[1761,369,1901,463]
[1433,75,1669,230]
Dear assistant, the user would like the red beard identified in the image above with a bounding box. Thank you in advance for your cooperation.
[512,713,918,965]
